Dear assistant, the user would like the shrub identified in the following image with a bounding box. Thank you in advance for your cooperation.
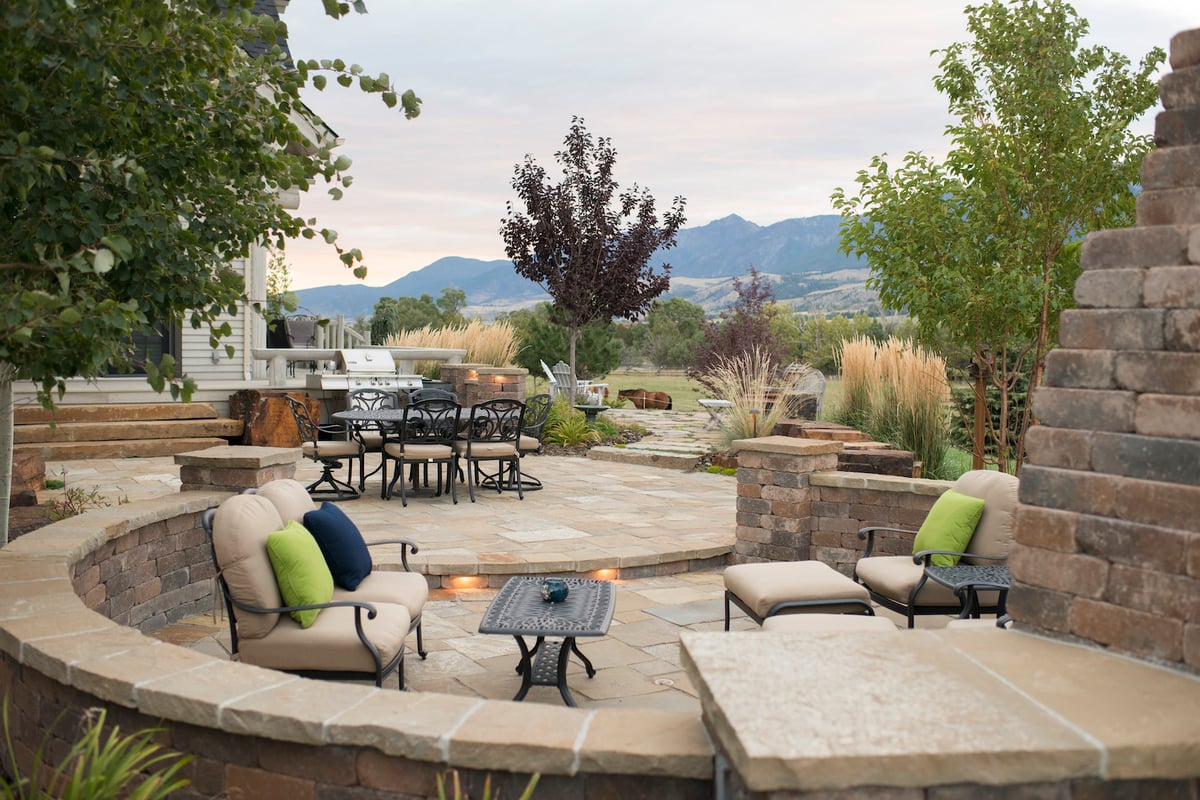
[833,337,951,479]
[542,400,601,447]
[1,705,190,800]
[703,346,811,450]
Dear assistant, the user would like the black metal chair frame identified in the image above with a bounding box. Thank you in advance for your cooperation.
[458,399,525,502]
[483,392,551,492]
[201,509,404,688]
[854,526,1008,628]
[383,398,461,506]
[284,394,362,501]
[345,388,400,491]
[408,387,457,404]
[723,592,876,630]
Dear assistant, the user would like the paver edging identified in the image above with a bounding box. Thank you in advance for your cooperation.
[0,491,714,797]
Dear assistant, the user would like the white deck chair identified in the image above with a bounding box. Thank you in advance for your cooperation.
[550,361,605,405]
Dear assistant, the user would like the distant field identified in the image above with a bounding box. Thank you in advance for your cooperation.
[526,368,708,411]
[527,367,845,418]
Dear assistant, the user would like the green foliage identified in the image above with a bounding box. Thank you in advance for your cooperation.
[1,0,419,406]
[370,288,467,344]
[436,770,539,800]
[797,313,885,375]
[542,401,601,446]
[501,117,686,394]
[46,486,113,522]
[689,269,792,392]
[635,298,706,370]
[1,705,190,800]
[503,303,620,379]
[830,0,1162,470]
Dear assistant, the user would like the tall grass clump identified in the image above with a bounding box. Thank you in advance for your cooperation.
[834,337,952,479]
[385,320,518,376]
[834,336,876,430]
[706,347,808,450]
[1,705,190,800]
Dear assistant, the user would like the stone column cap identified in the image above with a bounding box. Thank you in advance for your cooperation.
[174,445,301,469]
[729,435,841,456]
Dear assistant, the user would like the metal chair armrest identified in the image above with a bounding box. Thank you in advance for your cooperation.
[366,538,420,571]
[857,526,915,558]
[913,550,1008,565]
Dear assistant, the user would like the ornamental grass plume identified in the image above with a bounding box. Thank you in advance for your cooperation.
[835,336,877,429]
[386,320,518,375]
[706,346,808,449]
[841,336,951,479]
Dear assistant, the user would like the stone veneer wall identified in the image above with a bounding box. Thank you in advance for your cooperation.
[1010,29,1200,673]
[0,491,712,799]
[732,437,948,576]
[439,363,527,406]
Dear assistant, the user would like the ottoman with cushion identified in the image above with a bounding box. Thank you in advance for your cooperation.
[724,560,875,630]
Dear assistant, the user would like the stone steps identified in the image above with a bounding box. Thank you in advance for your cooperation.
[587,445,702,471]
[13,403,243,460]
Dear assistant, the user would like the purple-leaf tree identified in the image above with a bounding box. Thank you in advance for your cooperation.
[501,117,686,402]
[688,267,791,393]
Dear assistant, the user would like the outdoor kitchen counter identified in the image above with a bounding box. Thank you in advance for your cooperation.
[252,347,466,387]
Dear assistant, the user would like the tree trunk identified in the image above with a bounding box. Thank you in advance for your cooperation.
[972,352,986,471]
[568,326,579,403]
[0,365,15,546]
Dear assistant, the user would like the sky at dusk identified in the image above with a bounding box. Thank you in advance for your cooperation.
[279,1,1197,291]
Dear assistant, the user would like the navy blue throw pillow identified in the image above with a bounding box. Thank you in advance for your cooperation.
[302,502,373,590]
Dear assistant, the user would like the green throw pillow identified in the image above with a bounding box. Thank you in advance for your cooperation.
[266,520,334,628]
[912,489,986,567]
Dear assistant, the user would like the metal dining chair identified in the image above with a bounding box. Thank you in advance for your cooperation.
[345,388,400,491]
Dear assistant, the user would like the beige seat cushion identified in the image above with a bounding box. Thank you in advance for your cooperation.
[257,479,317,523]
[334,569,429,621]
[304,440,363,459]
[454,441,517,458]
[724,561,871,618]
[854,555,1002,608]
[518,434,540,451]
[952,471,1019,563]
[238,602,409,674]
[385,443,454,461]
[211,494,285,640]
[762,613,897,633]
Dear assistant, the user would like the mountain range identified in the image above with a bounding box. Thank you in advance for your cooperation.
[293,213,877,320]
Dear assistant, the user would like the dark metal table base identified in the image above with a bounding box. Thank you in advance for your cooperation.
[511,635,597,706]
[924,564,1011,619]
[479,577,616,707]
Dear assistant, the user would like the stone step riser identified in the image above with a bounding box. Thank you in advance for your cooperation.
[15,437,234,461]
[587,446,700,470]
[15,419,243,445]
[15,402,219,425]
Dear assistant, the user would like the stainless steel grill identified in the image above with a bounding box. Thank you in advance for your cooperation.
[305,349,424,392]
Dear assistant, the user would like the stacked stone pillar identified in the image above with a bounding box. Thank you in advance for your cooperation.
[731,437,840,564]
[1012,30,1200,672]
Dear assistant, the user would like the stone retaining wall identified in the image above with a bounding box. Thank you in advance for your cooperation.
[731,436,949,575]
[0,493,712,799]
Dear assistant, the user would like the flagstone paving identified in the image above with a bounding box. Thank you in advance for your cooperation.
[44,407,951,709]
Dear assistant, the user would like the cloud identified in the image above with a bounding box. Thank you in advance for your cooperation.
[279,0,1196,290]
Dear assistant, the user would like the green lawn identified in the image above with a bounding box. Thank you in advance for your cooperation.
[528,369,711,411]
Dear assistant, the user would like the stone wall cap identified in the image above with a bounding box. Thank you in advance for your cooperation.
[729,436,841,456]
[174,445,301,468]
[681,627,1200,792]
[810,471,951,495]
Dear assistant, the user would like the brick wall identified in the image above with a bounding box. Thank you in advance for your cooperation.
[440,363,527,406]
[731,437,949,576]
[1010,29,1200,673]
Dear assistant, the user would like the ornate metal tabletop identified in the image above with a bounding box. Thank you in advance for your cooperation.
[478,577,616,706]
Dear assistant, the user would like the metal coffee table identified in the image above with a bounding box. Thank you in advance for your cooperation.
[479,576,616,707]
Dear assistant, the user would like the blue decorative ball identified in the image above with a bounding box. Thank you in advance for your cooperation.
[541,578,569,603]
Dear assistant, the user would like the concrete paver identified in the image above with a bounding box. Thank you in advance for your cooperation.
[38,407,953,708]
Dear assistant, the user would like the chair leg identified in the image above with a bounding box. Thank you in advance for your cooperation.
[416,620,427,659]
